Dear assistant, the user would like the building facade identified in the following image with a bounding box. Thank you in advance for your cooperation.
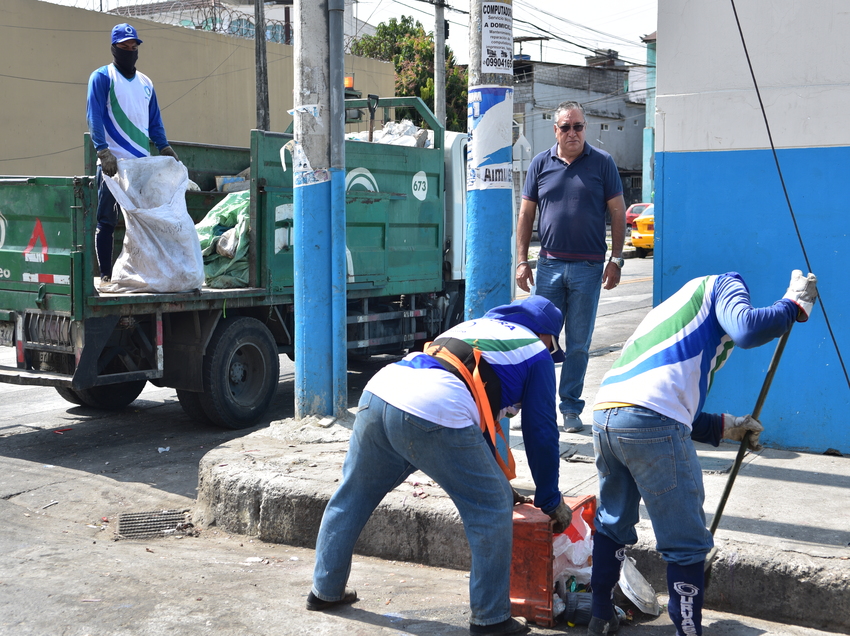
[512,54,647,206]
[655,0,848,453]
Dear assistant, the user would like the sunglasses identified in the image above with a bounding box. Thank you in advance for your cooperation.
[557,123,586,133]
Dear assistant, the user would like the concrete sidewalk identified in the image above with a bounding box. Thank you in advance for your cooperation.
[195,338,850,634]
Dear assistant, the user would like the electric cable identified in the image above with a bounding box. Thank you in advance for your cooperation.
[730,0,849,391]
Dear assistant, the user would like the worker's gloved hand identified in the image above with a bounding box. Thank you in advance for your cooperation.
[160,145,179,162]
[97,148,118,177]
[512,488,532,506]
[783,269,818,322]
[548,500,573,534]
[722,413,764,451]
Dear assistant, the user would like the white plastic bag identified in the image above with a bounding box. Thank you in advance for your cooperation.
[103,156,204,293]
[553,508,594,585]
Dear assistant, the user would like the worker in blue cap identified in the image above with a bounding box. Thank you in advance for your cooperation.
[307,295,572,636]
[86,23,178,288]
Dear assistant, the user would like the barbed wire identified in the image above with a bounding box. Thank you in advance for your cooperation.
[42,1,294,44]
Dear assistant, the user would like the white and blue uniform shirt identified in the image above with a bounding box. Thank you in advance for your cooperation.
[365,315,562,512]
[87,64,169,159]
[594,273,797,432]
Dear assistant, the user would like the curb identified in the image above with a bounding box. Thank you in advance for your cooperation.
[195,429,850,633]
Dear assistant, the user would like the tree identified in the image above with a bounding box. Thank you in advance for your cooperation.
[351,16,468,132]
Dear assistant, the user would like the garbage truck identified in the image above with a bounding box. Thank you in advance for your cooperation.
[0,97,469,429]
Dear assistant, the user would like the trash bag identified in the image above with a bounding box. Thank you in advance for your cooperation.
[102,156,204,293]
[195,190,250,288]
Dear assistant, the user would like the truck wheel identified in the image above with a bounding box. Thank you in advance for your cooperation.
[55,387,85,406]
[76,380,147,410]
[177,390,212,424]
[201,317,279,429]
[635,247,649,258]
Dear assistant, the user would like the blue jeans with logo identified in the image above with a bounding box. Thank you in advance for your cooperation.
[311,391,514,626]
[534,257,604,416]
[592,406,714,566]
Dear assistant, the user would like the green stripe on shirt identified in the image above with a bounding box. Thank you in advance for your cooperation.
[612,277,710,370]
[109,83,150,150]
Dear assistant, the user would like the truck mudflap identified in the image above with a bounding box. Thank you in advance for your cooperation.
[0,312,164,389]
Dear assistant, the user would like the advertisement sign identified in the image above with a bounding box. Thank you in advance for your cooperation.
[481,2,513,75]
[467,85,514,191]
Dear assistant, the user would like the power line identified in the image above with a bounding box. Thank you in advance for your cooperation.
[0,146,82,163]
[729,0,849,391]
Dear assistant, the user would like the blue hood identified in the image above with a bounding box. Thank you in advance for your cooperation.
[484,296,565,362]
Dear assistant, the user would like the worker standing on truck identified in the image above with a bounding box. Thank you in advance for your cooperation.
[586,270,818,636]
[307,295,574,636]
[86,23,178,286]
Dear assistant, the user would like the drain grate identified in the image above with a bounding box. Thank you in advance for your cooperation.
[115,509,190,540]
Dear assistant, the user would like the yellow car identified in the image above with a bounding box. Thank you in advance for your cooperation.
[630,204,654,258]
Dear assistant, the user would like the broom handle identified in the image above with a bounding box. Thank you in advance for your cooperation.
[708,327,792,535]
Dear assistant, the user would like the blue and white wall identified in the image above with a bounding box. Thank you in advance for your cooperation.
[655,0,849,453]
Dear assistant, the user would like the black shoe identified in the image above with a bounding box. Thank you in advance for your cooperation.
[563,413,584,433]
[469,617,529,635]
[305,588,357,611]
[587,613,619,635]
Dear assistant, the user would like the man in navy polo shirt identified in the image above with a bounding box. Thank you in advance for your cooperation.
[515,101,626,433]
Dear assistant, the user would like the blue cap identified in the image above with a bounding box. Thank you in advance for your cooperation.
[484,296,566,363]
[112,23,142,45]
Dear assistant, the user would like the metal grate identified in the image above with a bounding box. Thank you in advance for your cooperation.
[115,509,190,540]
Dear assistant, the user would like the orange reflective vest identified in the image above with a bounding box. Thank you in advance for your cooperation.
[424,337,517,480]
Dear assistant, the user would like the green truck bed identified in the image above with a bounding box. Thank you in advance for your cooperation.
[0,97,461,428]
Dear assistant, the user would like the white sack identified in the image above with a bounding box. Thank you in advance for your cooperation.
[103,156,204,293]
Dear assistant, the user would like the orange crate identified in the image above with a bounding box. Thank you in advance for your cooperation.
[509,494,597,627]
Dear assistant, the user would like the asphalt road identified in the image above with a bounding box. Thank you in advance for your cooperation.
[0,257,836,634]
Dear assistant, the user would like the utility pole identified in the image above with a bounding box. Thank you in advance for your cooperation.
[292,0,348,418]
[255,0,270,130]
[465,0,514,318]
[434,1,446,127]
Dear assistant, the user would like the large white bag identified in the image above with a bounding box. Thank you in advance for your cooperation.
[103,156,204,293]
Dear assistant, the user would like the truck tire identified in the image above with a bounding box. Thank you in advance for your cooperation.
[635,247,650,258]
[200,317,279,429]
[177,390,212,424]
[76,380,147,410]
[55,387,85,406]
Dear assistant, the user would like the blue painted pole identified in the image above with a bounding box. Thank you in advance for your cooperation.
[465,0,515,320]
[294,175,334,416]
[292,0,347,419]
[466,0,515,459]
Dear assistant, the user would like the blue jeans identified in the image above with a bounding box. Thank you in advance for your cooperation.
[592,407,713,566]
[534,257,604,415]
[311,391,514,626]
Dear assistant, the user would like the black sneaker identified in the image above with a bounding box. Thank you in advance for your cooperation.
[305,588,358,611]
[587,613,619,635]
[469,617,529,635]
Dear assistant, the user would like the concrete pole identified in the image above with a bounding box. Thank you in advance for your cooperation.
[293,0,347,418]
[434,2,446,127]
[328,0,348,417]
[255,0,270,131]
[465,0,514,319]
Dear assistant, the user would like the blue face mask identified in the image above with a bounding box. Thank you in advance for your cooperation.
[111,44,138,77]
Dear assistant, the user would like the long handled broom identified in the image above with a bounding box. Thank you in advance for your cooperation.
[704,327,792,577]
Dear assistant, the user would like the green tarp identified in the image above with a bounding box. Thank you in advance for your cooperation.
[195,190,250,288]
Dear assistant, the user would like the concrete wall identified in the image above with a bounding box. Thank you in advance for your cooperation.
[656,0,849,453]
[0,0,394,176]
